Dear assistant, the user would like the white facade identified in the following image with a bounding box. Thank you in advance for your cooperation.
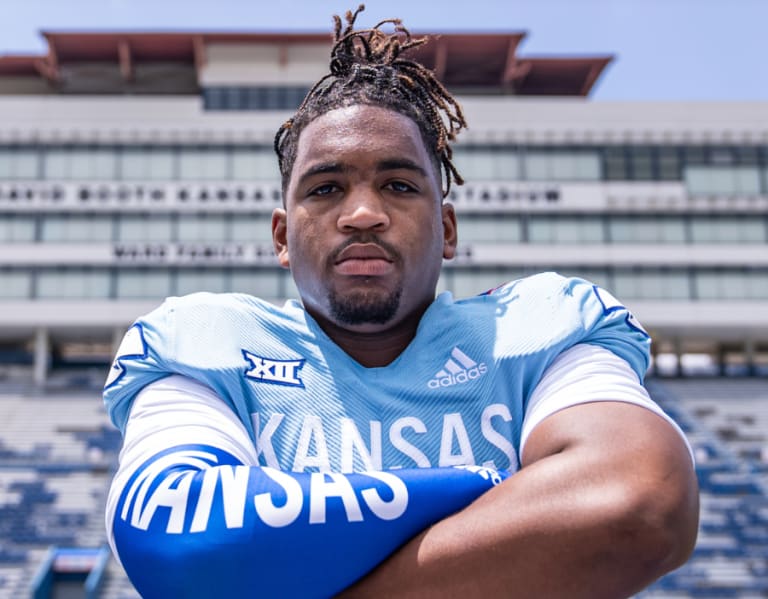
[0,33,766,384]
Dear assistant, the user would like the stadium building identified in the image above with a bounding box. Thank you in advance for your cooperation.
[0,30,766,388]
[1,27,768,599]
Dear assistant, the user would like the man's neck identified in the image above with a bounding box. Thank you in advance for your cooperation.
[309,305,429,368]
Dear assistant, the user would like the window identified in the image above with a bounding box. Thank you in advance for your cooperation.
[203,86,309,111]
[36,270,111,299]
[734,146,760,165]
[657,147,681,181]
[613,269,690,300]
[0,216,36,242]
[696,270,768,300]
[117,215,173,242]
[690,217,765,243]
[40,215,113,242]
[528,216,604,244]
[43,148,117,180]
[230,269,281,297]
[203,87,227,110]
[178,149,229,181]
[523,150,601,181]
[177,215,228,242]
[116,270,172,299]
[452,148,520,180]
[458,216,522,243]
[608,216,686,244]
[0,148,39,179]
[682,146,707,165]
[231,148,280,181]
[230,215,273,242]
[0,271,31,299]
[176,270,228,295]
[120,147,175,180]
[627,146,654,180]
[603,146,628,181]
[684,166,762,195]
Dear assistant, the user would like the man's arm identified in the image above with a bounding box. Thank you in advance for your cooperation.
[340,400,699,598]
[106,375,507,598]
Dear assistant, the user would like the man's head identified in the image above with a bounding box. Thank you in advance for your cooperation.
[274,5,466,198]
[271,6,466,339]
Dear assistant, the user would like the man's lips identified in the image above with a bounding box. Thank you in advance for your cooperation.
[334,243,394,276]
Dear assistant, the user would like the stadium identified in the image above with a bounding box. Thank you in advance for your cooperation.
[0,23,766,599]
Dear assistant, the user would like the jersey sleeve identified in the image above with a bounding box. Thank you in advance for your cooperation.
[106,375,509,599]
[492,273,652,385]
[571,278,652,381]
[103,297,179,434]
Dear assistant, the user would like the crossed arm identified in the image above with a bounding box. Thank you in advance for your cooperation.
[107,345,698,598]
[340,400,699,599]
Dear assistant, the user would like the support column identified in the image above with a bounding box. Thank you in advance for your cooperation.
[648,340,659,378]
[717,344,727,377]
[745,339,756,377]
[33,327,49,388]
[673,338,684,378]
[111,327,125,358]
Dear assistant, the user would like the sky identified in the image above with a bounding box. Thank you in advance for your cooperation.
[0,0,766,101]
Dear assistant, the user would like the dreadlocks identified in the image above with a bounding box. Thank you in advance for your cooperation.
[274,4,467,198]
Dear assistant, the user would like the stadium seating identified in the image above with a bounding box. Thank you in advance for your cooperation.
[640,379,768,598]
[0,376,767,598]
[0,389,138,598]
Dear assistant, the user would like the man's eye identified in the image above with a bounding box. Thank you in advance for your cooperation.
[309,184,339,196]
[387,181,417,193]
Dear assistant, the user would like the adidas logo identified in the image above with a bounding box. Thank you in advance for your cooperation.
[428,347,487,389]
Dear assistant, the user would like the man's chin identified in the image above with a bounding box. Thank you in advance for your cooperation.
[329,290,401,326]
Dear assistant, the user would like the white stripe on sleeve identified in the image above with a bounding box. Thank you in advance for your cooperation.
[520,344,693,464]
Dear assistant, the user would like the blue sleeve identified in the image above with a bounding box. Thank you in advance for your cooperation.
[111,445,508,598]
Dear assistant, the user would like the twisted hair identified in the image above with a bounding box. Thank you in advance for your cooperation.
[274,4,466,197]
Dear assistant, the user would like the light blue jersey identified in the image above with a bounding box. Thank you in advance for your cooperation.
[105,272,650,474]
[103,272,655,597]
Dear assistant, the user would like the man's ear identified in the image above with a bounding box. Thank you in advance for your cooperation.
[441,202,458,259]
[272,208,290,268]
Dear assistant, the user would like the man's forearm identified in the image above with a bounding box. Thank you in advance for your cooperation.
[340,402,699,599]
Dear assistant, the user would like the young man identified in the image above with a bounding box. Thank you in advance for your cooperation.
[104,7,698,598]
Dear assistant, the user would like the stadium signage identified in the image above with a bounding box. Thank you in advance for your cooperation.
[112,243,277,264]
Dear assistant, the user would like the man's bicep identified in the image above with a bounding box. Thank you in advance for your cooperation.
[117,374,258,467]
[522,400,693,474]
[520,343,693,466]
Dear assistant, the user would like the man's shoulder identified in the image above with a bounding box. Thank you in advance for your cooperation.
[150,292,292,324]
[442,271,638,346]
[482,272,572,298]
[161,291,267,311]
[133,292,307,355]
[448,272,574,312]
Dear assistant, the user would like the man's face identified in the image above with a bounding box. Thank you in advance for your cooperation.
[272,104,457,333]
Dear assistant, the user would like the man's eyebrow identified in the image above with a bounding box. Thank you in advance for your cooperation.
[376,159,429,177]
[296,158,430,186]
[296,162,347,186]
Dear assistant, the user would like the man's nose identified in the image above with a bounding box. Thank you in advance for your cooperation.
[337,188,390,231]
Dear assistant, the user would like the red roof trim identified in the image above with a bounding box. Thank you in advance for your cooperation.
[1,31,613,96]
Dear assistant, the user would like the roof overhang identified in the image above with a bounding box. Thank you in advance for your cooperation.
[0,31,613,96]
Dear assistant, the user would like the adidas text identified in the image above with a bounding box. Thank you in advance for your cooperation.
[428,363,487,389]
